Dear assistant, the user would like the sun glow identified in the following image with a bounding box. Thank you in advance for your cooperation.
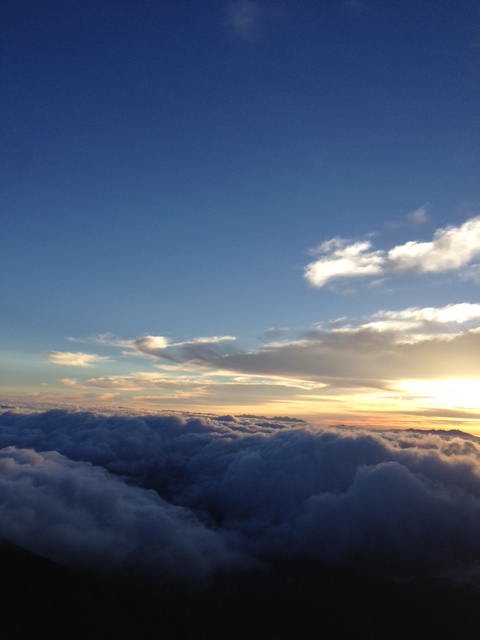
[397,379,480,410]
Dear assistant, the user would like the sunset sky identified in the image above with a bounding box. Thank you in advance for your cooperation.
[2,0,480,431]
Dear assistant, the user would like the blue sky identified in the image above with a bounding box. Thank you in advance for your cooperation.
[2,0,480,430]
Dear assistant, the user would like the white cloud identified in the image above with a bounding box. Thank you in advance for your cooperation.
[47,352,111,368]
[407,205,429,226]
[388,216,480,274]
[304,239,384,288]
[304,216,480,288]
[133,335,171,354]
[360,303,480,337]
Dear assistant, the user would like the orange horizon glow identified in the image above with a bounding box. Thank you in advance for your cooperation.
[2,384,479,437]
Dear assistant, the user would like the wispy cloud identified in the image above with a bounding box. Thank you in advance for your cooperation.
[305,216,480,288]
[61,371,208,394]
[67,333,134,349]
[58,369,324,411]
[407,204,429,226]
[216,302,480,384]
[225,0,284,41]
[47,352,112,368]
[69,333,238,364]
[133,335,238,363]
[226,0,261,40]
[59,302,480,426]
[359,303,480,339]
[68,303,480,380]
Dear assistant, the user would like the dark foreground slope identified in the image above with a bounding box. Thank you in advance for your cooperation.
[2,542,480,640]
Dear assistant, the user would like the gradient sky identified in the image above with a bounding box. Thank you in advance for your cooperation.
[2,0,480,431]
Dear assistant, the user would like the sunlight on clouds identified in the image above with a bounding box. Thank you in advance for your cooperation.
[360,303,480,340]
[304,239,384,288]
[40,299,480,432]
[288,382,480,431]
[397,379,480,411]
[305,216,480,288]
[388,217,480,274]
[47,352,111,367]
[134,335,170,351]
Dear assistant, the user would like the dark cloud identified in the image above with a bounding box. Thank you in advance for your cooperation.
[133,335,239,364]
[0,445,236,583]
[1,409,480,587]
[120,321,480,388]
[215,328,480,383]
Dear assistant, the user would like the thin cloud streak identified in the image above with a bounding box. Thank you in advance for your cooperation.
[112,302,480,384]
[407,204,429,226]
[52,301,480,429]
[47,352,112,368]
[133,335,239,364]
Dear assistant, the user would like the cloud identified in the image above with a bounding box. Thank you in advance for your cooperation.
[388,216,480,274]
[132,335,238,363]
[47,352,111,367]
[66,334,239,364]
[2,409,480,587]
[226,0,261,40]
[358,303,480,339]
[218,329,480,388]
[225,0,284,41]
[59,372,209,399]
[59,302,480,424]
[57,370,325,411]
[211,301,480,385]
[258,327,290,342]
[304,239,384,288]
[305,216,480,288]
[0,445,236,582]
[67,333,133,348]
[407,205,429,226]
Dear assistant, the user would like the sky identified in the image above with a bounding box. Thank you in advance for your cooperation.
[2,0,480,431]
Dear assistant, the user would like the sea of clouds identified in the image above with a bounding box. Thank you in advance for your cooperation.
[1,408,480,587]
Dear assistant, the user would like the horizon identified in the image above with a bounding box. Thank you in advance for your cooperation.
[1,399,480,438]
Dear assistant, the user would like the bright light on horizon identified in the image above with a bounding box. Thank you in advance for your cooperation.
[397,379,480,411]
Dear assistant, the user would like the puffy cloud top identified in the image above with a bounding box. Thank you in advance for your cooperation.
[305,216,480,288]
[2,409,480,587]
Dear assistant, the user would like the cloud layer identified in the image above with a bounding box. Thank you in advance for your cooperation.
[43,300,480,427]
[305,216,480,288]
[2,409,480,587]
